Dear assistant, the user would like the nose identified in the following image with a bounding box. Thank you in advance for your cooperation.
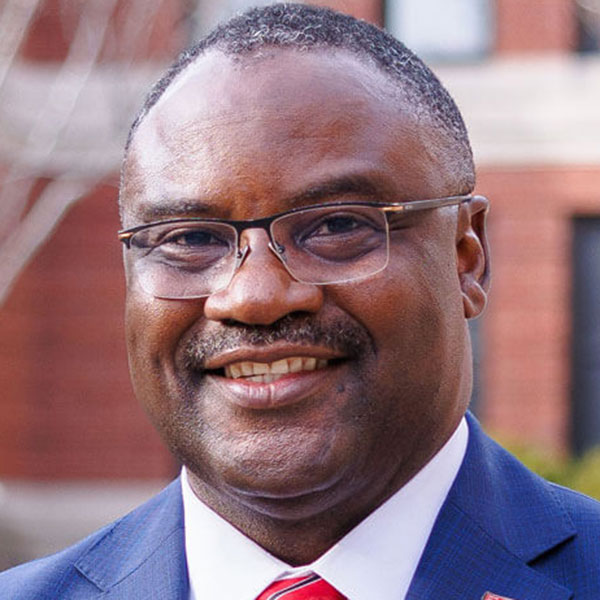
[203,229,324,325]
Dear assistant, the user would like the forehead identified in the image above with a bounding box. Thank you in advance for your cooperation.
[122,48,453,223]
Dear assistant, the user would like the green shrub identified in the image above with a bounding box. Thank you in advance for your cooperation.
[565,447,600,500]
[498,438,600,501]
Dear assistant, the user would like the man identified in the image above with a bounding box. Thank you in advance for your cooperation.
[1,3,599,599]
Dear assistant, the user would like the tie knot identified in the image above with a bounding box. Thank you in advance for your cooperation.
[256,573,346,599]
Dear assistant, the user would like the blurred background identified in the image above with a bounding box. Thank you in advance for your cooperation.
[1,0,599,569]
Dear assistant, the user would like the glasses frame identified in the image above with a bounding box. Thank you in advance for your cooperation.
[119,194,473,246]
[118,194,475,298]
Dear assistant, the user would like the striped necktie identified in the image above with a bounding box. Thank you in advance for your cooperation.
[256,573,347,599]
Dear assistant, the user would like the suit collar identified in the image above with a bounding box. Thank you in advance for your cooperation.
[455,413,575,563]
[407,413,575,600]
[74,479,188,598]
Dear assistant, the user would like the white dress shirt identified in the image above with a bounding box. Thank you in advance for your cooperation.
[182,417,468,600]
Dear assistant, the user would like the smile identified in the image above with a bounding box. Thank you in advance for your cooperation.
[224,357,329,383]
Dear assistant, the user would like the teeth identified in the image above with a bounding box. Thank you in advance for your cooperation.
[270,358,289,374]
[224,356,329,382]
[253,363,269,375]
[241,362,253,376]
[229,364,242,379]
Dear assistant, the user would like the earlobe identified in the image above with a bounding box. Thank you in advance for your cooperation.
[456,195,490,319]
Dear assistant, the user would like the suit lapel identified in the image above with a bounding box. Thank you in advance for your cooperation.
[407,414,575,600]
[407,501,572,600]
[74,479,188,599]
[101,526,188,600]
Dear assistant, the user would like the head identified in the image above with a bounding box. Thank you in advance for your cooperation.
[119,3,489,560]
[122,3,475,200]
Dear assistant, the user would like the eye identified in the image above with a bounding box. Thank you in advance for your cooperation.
[292,209,386,262]
[310,215,364,236]
[130,223,236,269]
[161,228,226,248]
[131,224,233,252]
[302,210,382,240]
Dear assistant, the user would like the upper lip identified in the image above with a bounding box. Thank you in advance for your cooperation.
[202,343,347,371]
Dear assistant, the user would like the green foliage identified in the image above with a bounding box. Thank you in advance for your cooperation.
[499,438,600,501]
[566,447,600,500]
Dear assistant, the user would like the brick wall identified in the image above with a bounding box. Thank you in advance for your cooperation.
[0,187,174,479]
[0,0,189,480]
[21,0,185,62]
[477,166,600,453]
[309,0,382,25]
[495,0,576,53]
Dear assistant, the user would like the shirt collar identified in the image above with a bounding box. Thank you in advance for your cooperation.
[182,417,468,600]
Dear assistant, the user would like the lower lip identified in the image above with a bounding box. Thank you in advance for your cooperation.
[208,366,340,410]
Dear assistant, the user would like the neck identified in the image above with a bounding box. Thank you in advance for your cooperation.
[185,447,437,565]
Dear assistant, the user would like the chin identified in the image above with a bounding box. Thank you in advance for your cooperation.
[183,436,360,521]
[230,484,347,521]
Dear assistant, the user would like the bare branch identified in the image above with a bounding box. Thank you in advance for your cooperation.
[12,0,120,171]
[0,177,92,304]
[0,0,182,306]
[0,0,118,300]
[0,0,41,90]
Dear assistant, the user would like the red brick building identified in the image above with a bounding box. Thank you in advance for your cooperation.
[1,0,599,565]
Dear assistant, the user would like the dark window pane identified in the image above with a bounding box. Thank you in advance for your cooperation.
[571,217,600,454]
[577,1,600,53]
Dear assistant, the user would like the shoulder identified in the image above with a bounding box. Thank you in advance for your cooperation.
[478,422,600,534]
[549,480,600,524]
[545,481,600,554]
[524,483,600,593]
[462,414,600,587]
[0,479,183,600]
[0,525,111,599]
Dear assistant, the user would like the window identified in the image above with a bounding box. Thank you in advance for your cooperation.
[385,0,493,61]
[577,0,600,53]
[571,217,600,454]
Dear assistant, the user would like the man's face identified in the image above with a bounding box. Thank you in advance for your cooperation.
[121,49,486,524]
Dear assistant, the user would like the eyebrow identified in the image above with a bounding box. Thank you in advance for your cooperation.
[134,173,390,222]
[286,174,389,206]
[136,199,215,221]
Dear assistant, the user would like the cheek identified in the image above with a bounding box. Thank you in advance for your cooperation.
[124,292,203,407]
[330,232,464,384]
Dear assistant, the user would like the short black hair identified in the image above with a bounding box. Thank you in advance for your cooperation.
[124,2,474,190]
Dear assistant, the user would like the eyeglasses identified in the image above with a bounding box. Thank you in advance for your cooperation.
[118,194,473,299]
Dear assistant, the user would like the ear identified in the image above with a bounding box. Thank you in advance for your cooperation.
[456,195,490,319]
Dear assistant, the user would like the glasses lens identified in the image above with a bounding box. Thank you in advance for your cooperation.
[271,204,389,285]
[127,221,238,299]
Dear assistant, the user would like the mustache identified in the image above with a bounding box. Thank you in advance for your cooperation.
[183,314,372,371]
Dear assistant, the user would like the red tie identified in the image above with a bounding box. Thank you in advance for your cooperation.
[256,573,347,599]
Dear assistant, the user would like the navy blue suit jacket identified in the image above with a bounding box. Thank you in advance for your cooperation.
[2,413,600,599]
